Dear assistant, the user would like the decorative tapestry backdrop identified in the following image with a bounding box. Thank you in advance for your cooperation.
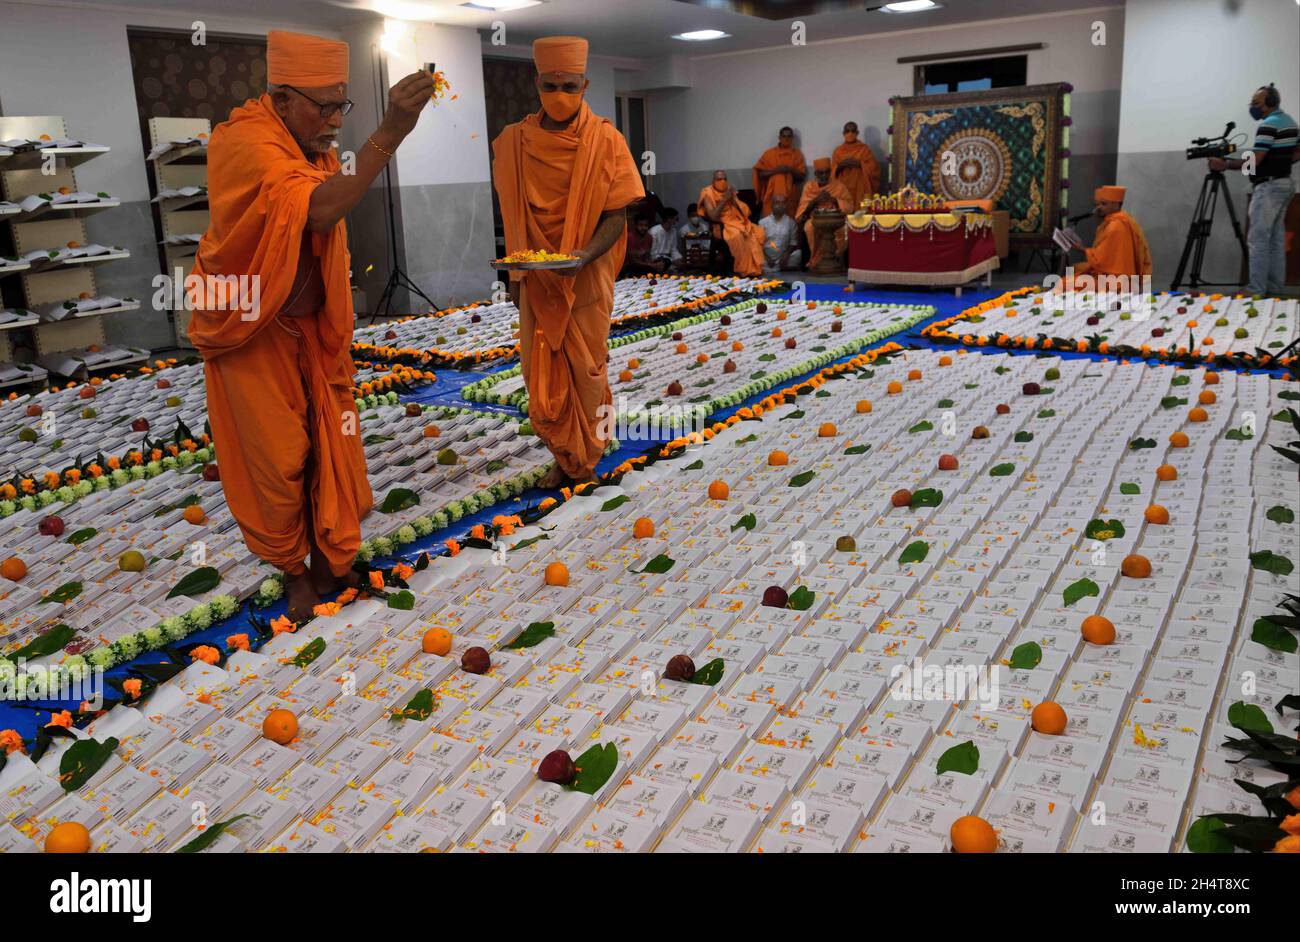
[890,83,1070,248]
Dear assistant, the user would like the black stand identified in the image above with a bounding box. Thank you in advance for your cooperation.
[1170,169,1247,292]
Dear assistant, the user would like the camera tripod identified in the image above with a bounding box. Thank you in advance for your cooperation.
[1170,169,1247,292]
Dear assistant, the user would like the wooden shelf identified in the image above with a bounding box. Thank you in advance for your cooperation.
[0,311,39,331]
[26,248,131,273]
[0,258,31,277]
[0,145,109,171]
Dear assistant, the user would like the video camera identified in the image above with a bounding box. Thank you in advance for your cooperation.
[1186,122,1238,161]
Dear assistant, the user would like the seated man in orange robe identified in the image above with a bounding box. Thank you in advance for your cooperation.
[698,171,765,276]
[189,30,432,619]
[832,121,881,209]
[753,126,807,218]
[1064,185,1153,290]
[796,158,854,267]
[493,36,644,490]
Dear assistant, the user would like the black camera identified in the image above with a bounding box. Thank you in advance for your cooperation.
[1185,122,1238,160]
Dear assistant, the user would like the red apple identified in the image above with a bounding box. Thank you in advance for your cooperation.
[1151,327,1165,338]
[720,314,732,326]
[461,646,490,674]
[26,404,42,417]
[667,380,683,396]
[537,749,575,784]
[1085,316,1100,326]
[755,303,767,314]
[39,515,65,537]
[891,489,913,507]
[665,654,696,681]
[385,329,397,340]
[672,331,683,341]
[155,379,171,390]
[831,320,843,333]
[405,403,422,417]
[995,403,1010,415]
[785,338,796,349]
[201,464,220,482]
[1022,382,1041,396]
[723,359,737,374]
[762,586,789,608]
[938,454,959,471]
[78,386,96,400]
[131,418,150,433]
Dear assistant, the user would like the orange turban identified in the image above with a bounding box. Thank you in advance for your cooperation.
[533,36,588,75]
[1095,185,1126,203]
[267,30,349,87]
[813,157,831,172]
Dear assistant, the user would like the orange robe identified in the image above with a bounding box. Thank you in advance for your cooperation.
[698,185,765,277]
[831,140,881,209]
[492,102,643,479]
[1068,210,1153,288]
[797,178,854,267]
[188,94,371,577]
[752,145,806,217]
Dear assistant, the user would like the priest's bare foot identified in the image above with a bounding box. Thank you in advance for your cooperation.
[286,571,320,622]
[537,464,570,489]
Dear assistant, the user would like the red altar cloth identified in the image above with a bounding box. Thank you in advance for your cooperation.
[847,219,999,286]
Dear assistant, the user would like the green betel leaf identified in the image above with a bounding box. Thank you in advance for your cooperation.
[39,581,83,605]
[1063,578,1100,607]
[387,590,415,610]
[688,657,725,686]
[510,534,550,552]
[1008,641,1043,670]
[844,444,871,455]
[600,494,629,512]
[379,487,420,513]
[936,740,979,776]
[779,409,806,421]
[362,433,393,445]
[908,420,933,434]
[631,554,675,574]
[66,527,97,545]
[1227,701,1273,733]
[166,566,220,599]
[565,742,619,795]
[787,586,816,611]
[1170,374,1190,387]
[899,540,929,565]
[11,623,75,660]
[937,399,954,409]
[291,637,326,668]
[788,470,816,487]
[1186,816,1233,853]
[1085,519,1126,541]
[1120,482,1141,495]
[393,688,435,722]
[505,621,555,650]
[1037,409,1056,419]
[731,513,756,532]
[1129,437,1156,450]
[1160,396,1188,409]
[1249,550,1294,576]
[909,488,943,508]
[989,463,1016,477]
[177,814,254,853]
[1225,428,1254,441]
[1265,506,1295,524]
[1251,617,1297,653]
[684,459,703,471]
[1014,431,1034,443]
[58,736,119,792]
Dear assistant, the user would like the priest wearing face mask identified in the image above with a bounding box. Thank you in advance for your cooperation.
[832,121,881,209]
[697,170,766,277]
[492,36,644,490]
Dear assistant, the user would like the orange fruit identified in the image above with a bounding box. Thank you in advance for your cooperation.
[1,557,27,582]
[423,425,441,438]
[856,400,872,413]
[627,358,640,369]
[618,370,633,382]
[1155,464,1177,481]
[1031,701,1068,735]
[1169,431,1189,448]
[949,815,997,853]
[544,562,569,586]
[731,341,744,352]
[771,327,782,338]
[717,330,728,341]
[890,489,912,508]
[44,821,91,854]
[1121,554,1152,579]
[675,343,688,354]
[1144,505,1170,525]
[262,708,298,744]
[907,369,922,381]
[632,517,655,538]
[805,301,815,310]
[776,310,788,320]
[768,450,789,466]
[1186,319,1198,328]
[182,505,207,525]
[1081,614,1116,645]
[1203,371,1219,385]
[938,355,953,366]
[1197,390,1216,405]
[886,381,903,395]
[696,353,709,364]
[1188,407,1208,422]
[707,480,729,500]
[818,423,837,438]
[421,626,453,655]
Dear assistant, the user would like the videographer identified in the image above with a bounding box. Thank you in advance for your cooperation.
[1209,85,1298,297]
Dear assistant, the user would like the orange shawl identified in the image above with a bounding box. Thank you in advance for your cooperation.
[752,145,806,217]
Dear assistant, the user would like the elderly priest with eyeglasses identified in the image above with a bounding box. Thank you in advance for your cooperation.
[188,30,432,620]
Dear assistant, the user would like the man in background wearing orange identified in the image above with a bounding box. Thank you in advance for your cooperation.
[190,30,432,619]
[753,126,807,218]
[1064,185,1153,289]
[493,36,644,490]
[832,121,880,209]
[796,158,854,268]
[698,170,765,276]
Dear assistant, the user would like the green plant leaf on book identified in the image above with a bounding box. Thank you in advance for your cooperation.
[379,487,420,513]
[1227,701,1273,733]
[505,621,555,650]
[1249,550,1294,576]
[1251,617,1297,653]
[688,657,725,686]
[600,495,629,512]
[387,590,415,610]
[291,637,326,668]
[1063,578,1100,607]
[936,740,979,776]
[166,566,220,600]
[1186,816,1233,854]
[787,586,816,611]
[908,420,933,434]
[10,623,75,660]
[1008,641,1042,670]
[39,581,83,605]
[66,527,97,545]
[909,488,942,508]
[844,444,871,455]
[731,513,756,532]
[177,814,254,853]
[1120,482,1141,495]
[1265,506,1295,524]
[899,540,929,565]
[989,463,1015,477]
[58,736,119,792]
[788,470,816,487]
[1085,519,1126,541]
[565,742,618,795]
[631,553,675,574]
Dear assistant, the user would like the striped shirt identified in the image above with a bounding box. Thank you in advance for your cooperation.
[1250,108,1297,184]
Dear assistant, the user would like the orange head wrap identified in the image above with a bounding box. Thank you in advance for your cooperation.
[813,157,831,172]
[533,36,588,75]
[1095,185,1126,203]
[267,30,349,88]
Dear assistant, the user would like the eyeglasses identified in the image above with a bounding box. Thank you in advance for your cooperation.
[282,85,354,118]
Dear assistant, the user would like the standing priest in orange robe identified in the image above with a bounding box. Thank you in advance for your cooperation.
[1064,185,1153,289]
[753,126,807,218]
[698,170,765,277]
[493,36,644,491]
[832,121,881,209]
[797,158,854,267]
[189,31,432,619]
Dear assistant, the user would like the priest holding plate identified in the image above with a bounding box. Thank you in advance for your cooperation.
[492,36,644,490]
